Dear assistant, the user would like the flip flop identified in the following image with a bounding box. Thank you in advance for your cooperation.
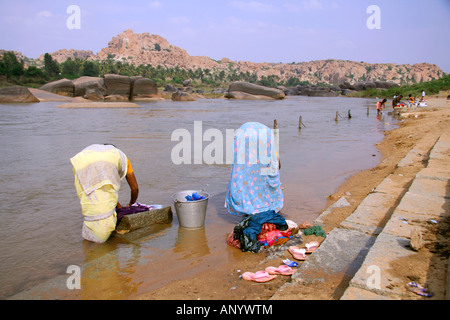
[265,265,296,276]
[288,246,307,261]
[305,241,320,253]
[242,271,277,283]
[407,281,433,297]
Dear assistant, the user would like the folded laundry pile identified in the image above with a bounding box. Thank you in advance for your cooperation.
[257,223,292,247]
[185,192,206,201]
[227,211,297,253]
[116,202,162,220]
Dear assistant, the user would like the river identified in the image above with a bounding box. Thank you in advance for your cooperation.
[0,96,396,299]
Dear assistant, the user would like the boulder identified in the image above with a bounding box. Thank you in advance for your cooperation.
[211,88,227,94]
[84,87,104,101]
[183,79,192,87]
[72,76,106,97]
[131,78,159,100]
[104,94,129,102]
[339,81,355,90]
[374,81,391,89]
[308,89,339,97]
[171,91,197,101]
[39,78,75,97]
[103,74,132,97]
[164,84,176,92]
[330,86,341,92]
[341,89,355,96]
[228,82,285,100]
[184,86,194,93]
[225,91,278,100]
[286,87,300,96]
[410,228,423,251]
[0,86,40,103]
[353,82,366,91]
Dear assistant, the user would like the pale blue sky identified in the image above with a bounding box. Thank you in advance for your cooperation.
[1,0,449,72]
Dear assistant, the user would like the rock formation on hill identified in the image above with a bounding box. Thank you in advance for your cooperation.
[37,49,95,64]
[87,29,444,86]
[3,29,445,87]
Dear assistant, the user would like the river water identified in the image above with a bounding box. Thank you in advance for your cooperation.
[0,96,396,299]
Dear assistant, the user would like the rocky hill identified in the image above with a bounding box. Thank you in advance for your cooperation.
[37,49,95,63]
[5,29,446,86]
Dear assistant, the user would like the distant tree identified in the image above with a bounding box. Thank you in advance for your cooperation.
[24,65,46,78]
[43,53,60,77]
[0,51,24,79]
[61,58,80,78]
[154,43,161,51]
[82,61,100,77]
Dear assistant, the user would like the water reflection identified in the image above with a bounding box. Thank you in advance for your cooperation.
[174,227,210,260]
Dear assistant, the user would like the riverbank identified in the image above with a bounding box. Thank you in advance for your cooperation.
[138,97,449,300]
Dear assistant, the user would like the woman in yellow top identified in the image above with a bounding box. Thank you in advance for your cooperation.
[70,144,139,243]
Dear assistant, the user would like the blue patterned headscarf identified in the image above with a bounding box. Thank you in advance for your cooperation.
[225,122,284,215]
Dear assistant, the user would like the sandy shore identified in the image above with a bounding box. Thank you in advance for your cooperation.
[137,96,450,300]
[55,102,141,108]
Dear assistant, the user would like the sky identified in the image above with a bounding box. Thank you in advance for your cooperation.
[1,0,449,72]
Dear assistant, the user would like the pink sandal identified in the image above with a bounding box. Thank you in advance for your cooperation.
[242,270,277,283]
[305,241,320,253]
[288,246,307,261]
[265,265,296,276]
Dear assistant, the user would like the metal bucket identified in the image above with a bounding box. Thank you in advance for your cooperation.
[171,190,210,229]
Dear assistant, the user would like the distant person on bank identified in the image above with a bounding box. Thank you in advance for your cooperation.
[70,144,139,243]
[392,95,403,109]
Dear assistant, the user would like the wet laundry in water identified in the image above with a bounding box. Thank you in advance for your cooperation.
[302,225,327,238]
[185,192,206,201]
[116,203,161,220]
[233,210,288,253]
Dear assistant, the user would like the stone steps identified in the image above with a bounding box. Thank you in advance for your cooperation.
[271,130,449,300]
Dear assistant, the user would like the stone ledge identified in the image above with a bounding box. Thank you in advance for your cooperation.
[115,206,173,233]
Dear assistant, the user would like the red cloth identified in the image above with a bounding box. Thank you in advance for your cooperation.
[257,223,291,247]
[227,231,241,249]
[227,223,292,250]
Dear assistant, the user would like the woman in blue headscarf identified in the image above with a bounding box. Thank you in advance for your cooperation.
[225,122,286,252]
[225,122,284,215]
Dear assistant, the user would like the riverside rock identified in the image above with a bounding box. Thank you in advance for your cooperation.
[72,76,106,97]
[103,74,132,98]
[225,91,277,100]
[131,78,159,100]
[39,78,75,97]
[227,82,285,100]
[171,91,196,101]
[0,86,40,103]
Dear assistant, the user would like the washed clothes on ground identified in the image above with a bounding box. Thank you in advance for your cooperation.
[233,210,288,253]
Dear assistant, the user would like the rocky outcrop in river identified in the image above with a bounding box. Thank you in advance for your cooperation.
[38,74,160,101]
